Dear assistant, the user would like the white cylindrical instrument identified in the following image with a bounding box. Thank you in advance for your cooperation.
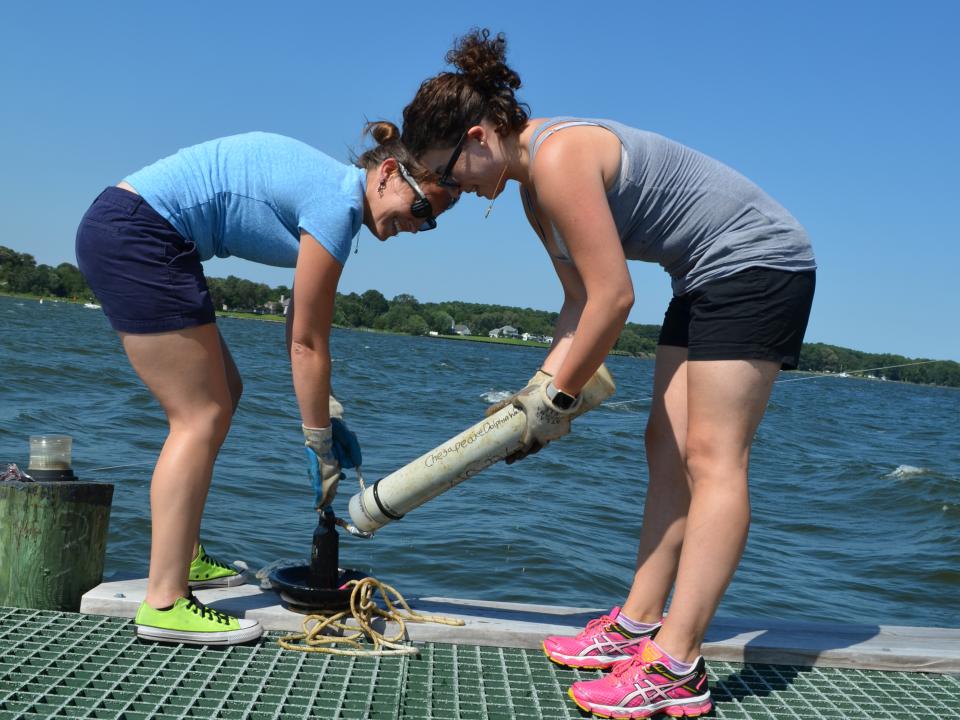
[348,366,616,533]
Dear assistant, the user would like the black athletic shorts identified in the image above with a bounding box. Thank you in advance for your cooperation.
[658,267,816,370]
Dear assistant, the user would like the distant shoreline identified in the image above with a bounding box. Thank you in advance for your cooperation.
[0,294,612,355]
[3,292,955,382]
[200,305,641,355]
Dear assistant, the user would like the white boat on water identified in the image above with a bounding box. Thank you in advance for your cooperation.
[83,302,101,310]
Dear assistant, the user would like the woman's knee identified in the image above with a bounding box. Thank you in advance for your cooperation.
[203,402,234,443]
[684,436,748,487]
[170,400,234,445]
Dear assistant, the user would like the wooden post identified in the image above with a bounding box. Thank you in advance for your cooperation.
[0,480,113,611]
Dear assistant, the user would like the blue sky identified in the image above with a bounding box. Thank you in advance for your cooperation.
[2,2,957,360]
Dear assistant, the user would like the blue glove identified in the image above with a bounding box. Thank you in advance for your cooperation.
[331,417,362,469]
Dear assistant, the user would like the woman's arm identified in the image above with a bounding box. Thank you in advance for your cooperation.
[289,230,343,428]
[539,259,586,376]
[518,182,587,376]
[531,132,634,396]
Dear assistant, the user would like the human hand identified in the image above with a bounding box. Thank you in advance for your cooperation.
[485,369,553,417]
[303,424,342,509]
[508,381,580,464]
[331,418,362,469]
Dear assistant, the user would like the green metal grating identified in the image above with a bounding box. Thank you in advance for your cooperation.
[1,607,958,720]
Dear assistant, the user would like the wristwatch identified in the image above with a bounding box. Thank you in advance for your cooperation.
[545,381,578,410]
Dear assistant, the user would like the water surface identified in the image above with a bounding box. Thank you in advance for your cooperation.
[1,295,957,628]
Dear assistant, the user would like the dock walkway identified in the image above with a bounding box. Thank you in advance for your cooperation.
[0,578,956,719]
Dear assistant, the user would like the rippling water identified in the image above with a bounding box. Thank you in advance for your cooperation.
[1,295,958,628]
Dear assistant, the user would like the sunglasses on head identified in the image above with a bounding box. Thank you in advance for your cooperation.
[396,162,437,232]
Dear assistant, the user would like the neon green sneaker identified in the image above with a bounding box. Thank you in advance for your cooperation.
[188,543,247,589]
[134,595,262,645]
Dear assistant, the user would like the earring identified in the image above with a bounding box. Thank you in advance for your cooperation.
[377,180,386,198]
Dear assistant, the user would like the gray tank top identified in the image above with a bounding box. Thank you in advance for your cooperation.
[522,117,816,295]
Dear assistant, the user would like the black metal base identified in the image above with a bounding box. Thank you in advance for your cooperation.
[269,566,368,613]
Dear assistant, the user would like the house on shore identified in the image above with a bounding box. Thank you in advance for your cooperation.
[490,325,518,339]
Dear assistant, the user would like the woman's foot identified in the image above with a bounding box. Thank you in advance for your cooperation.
[568,638,712,718]
[134,594,262,645]
[542,607,661,669]
[188,543,247,589]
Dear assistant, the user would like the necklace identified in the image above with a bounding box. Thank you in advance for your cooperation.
[484,163,511,218]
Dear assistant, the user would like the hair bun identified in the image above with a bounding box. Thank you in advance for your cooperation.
[355,120,432,181]
[447,28,521,93]
[365,120,400,146]
[400,28,528,153]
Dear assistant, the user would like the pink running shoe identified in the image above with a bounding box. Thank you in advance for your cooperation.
[542,607,660,669]
[568,638,713,719]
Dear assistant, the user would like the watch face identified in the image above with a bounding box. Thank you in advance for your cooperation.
[553,391,576,410]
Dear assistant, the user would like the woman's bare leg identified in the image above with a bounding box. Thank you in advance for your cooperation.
[621,345,690,622]
[218,329,243,413]
[186,330,243,560]
[120,324,235,608]
[652,358,780,661]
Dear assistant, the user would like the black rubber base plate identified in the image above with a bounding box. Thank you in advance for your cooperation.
[269,566,368,613]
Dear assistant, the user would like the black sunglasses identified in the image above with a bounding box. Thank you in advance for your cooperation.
[438,131,469,193]
[396,162,437,232]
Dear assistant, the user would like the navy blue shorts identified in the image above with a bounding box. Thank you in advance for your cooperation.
[658,267,815,370]
[75,187,215,334]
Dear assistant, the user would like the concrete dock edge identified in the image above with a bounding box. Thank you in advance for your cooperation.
[80,576,960,674]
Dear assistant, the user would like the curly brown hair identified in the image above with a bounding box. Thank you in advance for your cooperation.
[354,121,433,182]
[401,28,530,155]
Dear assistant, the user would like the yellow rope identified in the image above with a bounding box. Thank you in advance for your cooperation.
[277,576,464,656]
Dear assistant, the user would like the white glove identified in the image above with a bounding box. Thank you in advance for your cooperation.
[510,381,580,463]
[485,369,553,417]
[303,424,342,509]
[329,394,344,420]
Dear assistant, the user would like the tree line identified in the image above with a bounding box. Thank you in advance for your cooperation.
[0,246,90,299]
[2,244,958,386]
[0,245,291,313]
[797,343,960,386]
[330,289,662,357]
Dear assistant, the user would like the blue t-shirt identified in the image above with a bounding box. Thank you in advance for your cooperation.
[125,132,366,267]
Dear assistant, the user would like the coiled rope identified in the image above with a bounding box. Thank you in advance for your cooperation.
[276,576,464,656]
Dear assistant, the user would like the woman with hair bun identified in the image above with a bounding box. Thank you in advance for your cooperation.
[75,123,456,646]
[402,29,815,718]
